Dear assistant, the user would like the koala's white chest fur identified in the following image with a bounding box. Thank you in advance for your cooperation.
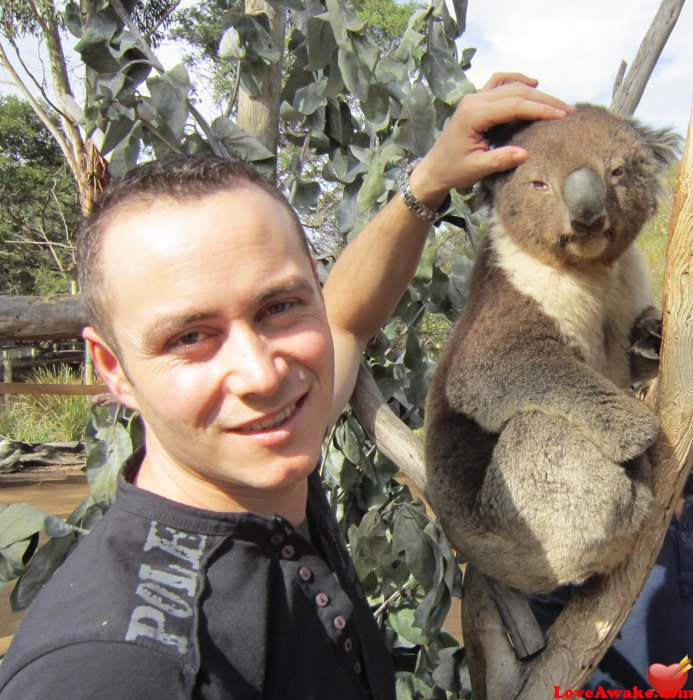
[489,222,652,388]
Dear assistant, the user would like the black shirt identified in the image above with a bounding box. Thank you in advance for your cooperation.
[0,455,396,699]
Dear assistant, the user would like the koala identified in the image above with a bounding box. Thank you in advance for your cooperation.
[424,104,680,593]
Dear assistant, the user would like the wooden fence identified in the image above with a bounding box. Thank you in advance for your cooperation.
[0,383,106,396]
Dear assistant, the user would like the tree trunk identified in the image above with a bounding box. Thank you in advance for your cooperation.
[236,0,286,174]
[611,0,686,116]
[18,0,90,214]
[350,366,427,494]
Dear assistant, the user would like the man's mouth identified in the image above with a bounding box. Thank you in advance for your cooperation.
[237,399,300,433]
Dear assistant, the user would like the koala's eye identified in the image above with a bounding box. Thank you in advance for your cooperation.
[611,165,625,180]
[531,180,549,191]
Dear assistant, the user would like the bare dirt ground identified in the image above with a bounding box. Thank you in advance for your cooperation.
[0,471,89,653]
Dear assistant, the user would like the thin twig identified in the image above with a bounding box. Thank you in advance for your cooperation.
[374,584,411,620]
[145,0,183,39]
[4,32,72,125]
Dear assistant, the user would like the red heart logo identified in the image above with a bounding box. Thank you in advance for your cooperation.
[648,663,688,698]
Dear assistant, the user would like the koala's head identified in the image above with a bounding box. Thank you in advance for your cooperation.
[484,104,680,267]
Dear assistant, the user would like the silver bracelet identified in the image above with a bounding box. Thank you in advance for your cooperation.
[397,158,451,224]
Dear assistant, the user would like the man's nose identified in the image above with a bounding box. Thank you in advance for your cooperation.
[221,328,287,396]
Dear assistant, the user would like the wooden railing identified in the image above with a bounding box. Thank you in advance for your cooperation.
[0,383,106,396]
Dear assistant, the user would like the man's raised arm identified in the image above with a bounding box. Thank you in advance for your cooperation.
[322,74,574,422]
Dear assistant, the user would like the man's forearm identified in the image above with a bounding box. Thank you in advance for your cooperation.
[322,163,444,348]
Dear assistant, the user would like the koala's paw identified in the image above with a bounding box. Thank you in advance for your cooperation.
[603,398,659,462]
[630,307,662,384]
[630,307,662,361]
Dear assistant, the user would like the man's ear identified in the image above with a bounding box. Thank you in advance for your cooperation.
[83,326,139,411]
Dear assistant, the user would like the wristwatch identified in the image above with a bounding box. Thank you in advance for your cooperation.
[398,158,451,224]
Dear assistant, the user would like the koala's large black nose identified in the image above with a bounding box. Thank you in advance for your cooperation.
[563,167,607,233]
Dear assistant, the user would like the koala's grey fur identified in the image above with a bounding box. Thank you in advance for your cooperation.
[424,104,680,593]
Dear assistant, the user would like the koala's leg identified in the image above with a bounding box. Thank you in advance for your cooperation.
[476,411,652,589]
[448,351,659,464]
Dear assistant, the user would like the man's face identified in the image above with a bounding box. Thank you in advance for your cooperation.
[91,186,335,500]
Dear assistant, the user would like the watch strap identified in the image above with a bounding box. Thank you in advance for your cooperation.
[398,159,451,224]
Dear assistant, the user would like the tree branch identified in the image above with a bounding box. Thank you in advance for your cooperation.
[349,366,427,495]
[145,0,183,39]
[23,0,87,205]
[3,32,69,123]
[0,40,77,175]
[611,0,686,116]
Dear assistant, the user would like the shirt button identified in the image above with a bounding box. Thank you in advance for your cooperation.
[344,638,353,653]
[315,592,330,607]
[354,661,362,674]
[333,615,347,630]
[281,545,295,559]
[270,534,284,546]
[298,566,313,582]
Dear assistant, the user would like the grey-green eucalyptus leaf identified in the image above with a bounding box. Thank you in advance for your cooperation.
[236,14,280,64]
[146,64,191,140]
[392,82,436,156]
[212,117,274,161]
[85,422,133,507]
[305,16,336,70]
[219,26,244,60]
[292,78,328,115]
[11,533,77,611]
[64,1,82,38]
[324,0,366,43]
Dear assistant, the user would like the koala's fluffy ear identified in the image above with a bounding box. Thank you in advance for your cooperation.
[633,120,683,170]
[484,119,534,150]
[473,119,535,211]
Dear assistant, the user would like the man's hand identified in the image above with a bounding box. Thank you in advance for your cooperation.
[409,73,574,208]
[324,73,572,423]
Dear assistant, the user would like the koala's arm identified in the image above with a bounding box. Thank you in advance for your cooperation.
[445,339,658,463]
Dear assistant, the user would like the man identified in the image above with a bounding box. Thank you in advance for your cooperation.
[0,75,571,699]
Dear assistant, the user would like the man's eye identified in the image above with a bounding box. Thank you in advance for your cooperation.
[170,330,208,348]
[266,301,293,316]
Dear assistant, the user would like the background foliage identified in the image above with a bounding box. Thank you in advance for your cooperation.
[0,96,80,295]
[0,0,488,696]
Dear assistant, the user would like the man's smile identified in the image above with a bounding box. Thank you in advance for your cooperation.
[226,392,309,435]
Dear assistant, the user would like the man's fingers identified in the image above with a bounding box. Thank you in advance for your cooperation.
[482,72,539,91]
[469,94,571,133]
[475,82,573,111]
[462,147,528,184]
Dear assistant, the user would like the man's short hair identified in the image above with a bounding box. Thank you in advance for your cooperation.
[76,155,310,354]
